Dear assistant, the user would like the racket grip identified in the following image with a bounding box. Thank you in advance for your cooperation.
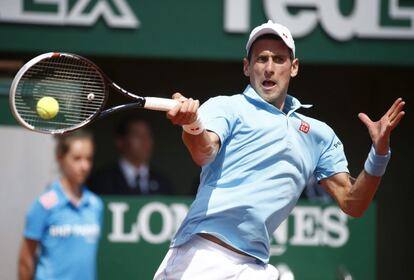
[144,97,179,111]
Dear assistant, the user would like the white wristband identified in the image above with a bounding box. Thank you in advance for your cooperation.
[182,116,204,135]
[364,145,391,177]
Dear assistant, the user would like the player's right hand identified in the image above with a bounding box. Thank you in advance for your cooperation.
[167,92,200,126]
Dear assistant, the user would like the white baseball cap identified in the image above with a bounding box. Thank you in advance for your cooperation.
[246,20,295,58]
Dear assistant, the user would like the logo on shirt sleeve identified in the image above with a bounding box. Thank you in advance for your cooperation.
[299,120,310,134]
[333,140,342,148]
[39,191,59,209]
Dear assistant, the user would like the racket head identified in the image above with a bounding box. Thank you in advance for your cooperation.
[9,52,108,134]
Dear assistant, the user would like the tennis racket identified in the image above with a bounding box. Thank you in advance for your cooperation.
[9,52,183,134]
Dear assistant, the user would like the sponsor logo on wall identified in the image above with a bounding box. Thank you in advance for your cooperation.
[0,0,139,28]
[225,0,414,40]
[107,201,349,256]
[0,0,413,40]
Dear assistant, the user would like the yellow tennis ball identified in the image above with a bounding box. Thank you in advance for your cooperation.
[36,96,59,119]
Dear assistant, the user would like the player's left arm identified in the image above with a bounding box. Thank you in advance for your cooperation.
[320,98,405,217]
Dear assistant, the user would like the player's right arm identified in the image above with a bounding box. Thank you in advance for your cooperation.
[182,129,220,166]
[167,93,220,166]
[18,238,38,280]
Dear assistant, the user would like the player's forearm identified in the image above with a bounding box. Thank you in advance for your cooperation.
[182,131,218,166]
[343,144,391,217]
[342,170,381,217]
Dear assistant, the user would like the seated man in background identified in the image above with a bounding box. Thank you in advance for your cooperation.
[88,115,174,195]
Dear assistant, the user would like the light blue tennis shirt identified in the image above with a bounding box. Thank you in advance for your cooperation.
[24,180,103,280]
[171,85,349,263]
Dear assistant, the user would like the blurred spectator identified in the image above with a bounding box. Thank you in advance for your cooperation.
[300,176,333,203]
[18,130,103,280]
[88,115,173,195]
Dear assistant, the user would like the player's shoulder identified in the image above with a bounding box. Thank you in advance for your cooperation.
[201,94,244,116]
[296,112,336,138]
[203,93,243,106]
[296,113,330,128]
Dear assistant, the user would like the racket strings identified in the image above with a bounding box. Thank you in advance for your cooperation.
[14,55,106,132]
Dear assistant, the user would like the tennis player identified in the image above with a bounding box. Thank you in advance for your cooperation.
[18,131,103,280]
[154,20,405,279]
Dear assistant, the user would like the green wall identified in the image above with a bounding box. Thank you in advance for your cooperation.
[1,0,414,65]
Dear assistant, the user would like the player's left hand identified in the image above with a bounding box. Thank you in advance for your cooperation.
[358,98,405,155]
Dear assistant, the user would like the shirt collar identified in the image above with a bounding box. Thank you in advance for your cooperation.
[52,180,91,207]
[119,158,149,187]
[243,85,312,115]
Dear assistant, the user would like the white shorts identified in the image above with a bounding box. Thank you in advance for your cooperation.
[153,235,279,280]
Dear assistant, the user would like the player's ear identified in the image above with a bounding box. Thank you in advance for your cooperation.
[243,58,250,77]
[290,58,299,78]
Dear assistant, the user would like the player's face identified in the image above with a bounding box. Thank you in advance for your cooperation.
[59,139,94,186]
[243,38,299,109]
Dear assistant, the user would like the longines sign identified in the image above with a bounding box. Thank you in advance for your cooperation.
[108,201,350,256]
[0,0,413,64]
[97,197,376,280]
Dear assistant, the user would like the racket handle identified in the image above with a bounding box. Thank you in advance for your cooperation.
[144,97,180,111]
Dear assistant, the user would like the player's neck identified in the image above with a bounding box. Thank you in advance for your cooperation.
[273,99,285,111]
[272,93,287,112]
